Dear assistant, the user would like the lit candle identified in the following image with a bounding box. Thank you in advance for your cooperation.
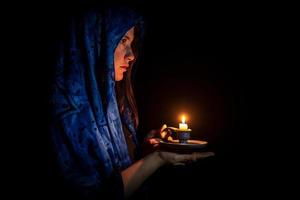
[179,115,188,130]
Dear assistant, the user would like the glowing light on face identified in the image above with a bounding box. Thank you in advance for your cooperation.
[114,27,135,81]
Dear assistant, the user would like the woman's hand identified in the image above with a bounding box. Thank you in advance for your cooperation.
[146,124,172,142]
[157,151,215,166]
[141,124,169,155]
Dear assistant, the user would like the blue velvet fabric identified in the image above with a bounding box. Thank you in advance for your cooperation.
[50,6,144,198]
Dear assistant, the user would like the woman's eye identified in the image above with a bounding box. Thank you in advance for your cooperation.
[121,38,127,44]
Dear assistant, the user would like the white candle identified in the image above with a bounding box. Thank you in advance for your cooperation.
[179,123,188,130]
[179,115,188,130]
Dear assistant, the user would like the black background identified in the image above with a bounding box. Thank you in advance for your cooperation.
[7,0,291,198]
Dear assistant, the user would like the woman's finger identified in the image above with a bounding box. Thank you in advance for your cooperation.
[194,152,215,159]
[175,152,215,163]
[160,124,167,132]
[173,162,186,166]
[148,138,160,145]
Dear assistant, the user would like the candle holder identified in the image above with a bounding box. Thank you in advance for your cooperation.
[162,127,192,144]
[177,131,190,143]
[159,127,208,153]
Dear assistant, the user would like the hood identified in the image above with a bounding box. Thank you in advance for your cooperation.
[50,5,144,175]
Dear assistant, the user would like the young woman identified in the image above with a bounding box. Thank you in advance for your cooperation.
[50,5,213,199]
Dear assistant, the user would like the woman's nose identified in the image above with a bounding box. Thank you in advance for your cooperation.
[125,47,135,61]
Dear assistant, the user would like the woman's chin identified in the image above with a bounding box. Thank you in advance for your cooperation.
[115,75,123,81]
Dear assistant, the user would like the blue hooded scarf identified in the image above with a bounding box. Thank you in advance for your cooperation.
[50,6,144,198]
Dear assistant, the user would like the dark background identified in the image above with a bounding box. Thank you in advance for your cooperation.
[8,0,290,198]
[34,0,262,155]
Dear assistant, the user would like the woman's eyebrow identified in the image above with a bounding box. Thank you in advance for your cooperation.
[123,35,132,41]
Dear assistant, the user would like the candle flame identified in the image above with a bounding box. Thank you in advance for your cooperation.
[181,115,186,123]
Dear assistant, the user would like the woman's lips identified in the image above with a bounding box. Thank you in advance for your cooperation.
[120,66,128,71]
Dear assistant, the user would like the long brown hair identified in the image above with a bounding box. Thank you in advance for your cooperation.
[115,26,141,128]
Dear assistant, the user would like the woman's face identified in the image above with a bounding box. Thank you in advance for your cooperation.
[114,27,135,81]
